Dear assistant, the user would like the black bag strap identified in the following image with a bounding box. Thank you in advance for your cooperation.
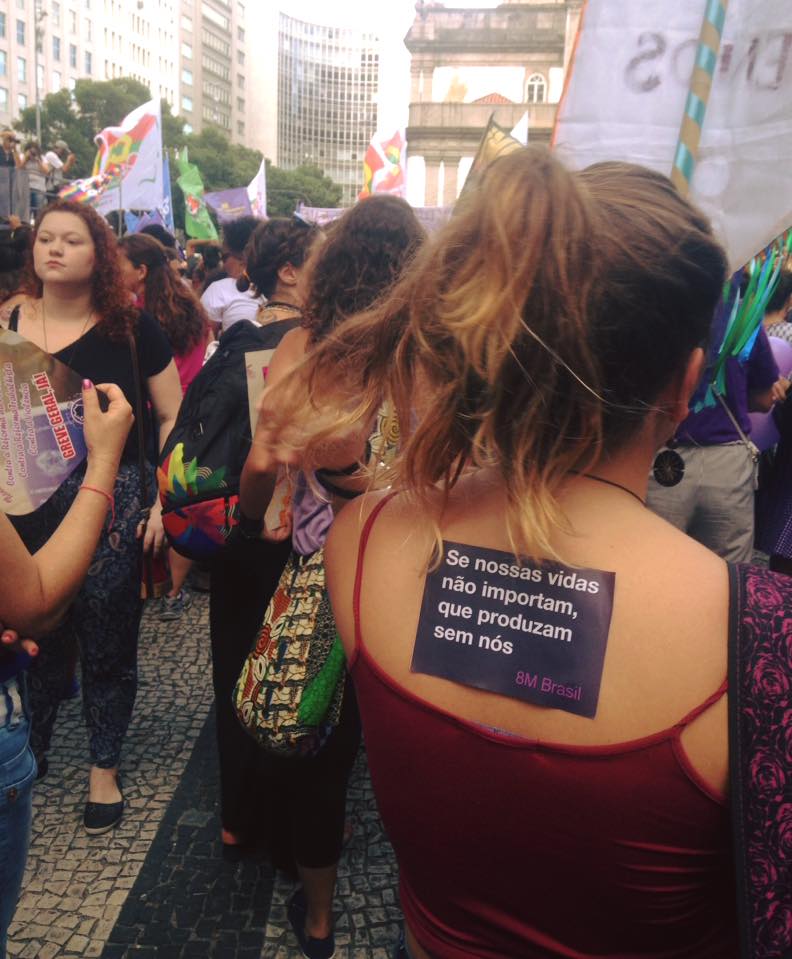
[129,331,154,596]
[127,331,150,511]
[8,305,20,332]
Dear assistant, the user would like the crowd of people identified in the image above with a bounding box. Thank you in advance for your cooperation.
[0,130,76,221]
[0,146,789,959]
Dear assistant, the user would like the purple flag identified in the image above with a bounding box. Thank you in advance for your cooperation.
[204,188,252,224]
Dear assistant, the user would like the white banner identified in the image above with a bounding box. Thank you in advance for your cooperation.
[247,157,267,218]
[554,0,792,270]
[92,99,163,215]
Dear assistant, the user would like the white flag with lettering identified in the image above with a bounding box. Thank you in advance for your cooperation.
[553,0,792,270]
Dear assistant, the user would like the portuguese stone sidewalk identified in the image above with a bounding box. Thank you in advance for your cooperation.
[6,590,401,958]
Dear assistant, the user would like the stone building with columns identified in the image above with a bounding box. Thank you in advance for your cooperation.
[405,0,582,207]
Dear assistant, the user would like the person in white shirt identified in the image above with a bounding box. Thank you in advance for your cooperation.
[43,140,76,196]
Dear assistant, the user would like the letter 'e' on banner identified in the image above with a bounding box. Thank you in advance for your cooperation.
[553,0,792,271]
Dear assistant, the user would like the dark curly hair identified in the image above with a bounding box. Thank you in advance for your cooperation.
[120,233,209,354]
[303,195,425,342]
[238,217,319,299]
[222,215,261,255]
[22,199,137,341]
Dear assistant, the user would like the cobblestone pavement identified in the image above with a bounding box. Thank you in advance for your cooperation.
[7,587,403,958]
[261,750,401,959]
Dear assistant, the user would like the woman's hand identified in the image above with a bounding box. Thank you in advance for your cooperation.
[1,626,38,659]
[138,497,165,554]
[83,381,134,469]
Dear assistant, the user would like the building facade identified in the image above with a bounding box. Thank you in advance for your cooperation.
[0,0,100,130]
[178,0,250,145]
[405,0,583,207]
[0,0,255,149]
[277,12,380,205]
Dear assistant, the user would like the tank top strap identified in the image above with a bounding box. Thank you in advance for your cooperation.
[674,677,728,730]
[8,305,20,331]
[352,491,399,655]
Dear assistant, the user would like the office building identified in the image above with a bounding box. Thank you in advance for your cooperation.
[277,12,380,205]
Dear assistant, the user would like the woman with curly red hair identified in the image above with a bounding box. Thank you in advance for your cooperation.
[4,199,183,834]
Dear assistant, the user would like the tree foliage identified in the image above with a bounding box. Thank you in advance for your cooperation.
[266,162,344,216]
[13,77,344,226]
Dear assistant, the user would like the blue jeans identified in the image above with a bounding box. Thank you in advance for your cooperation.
[0,677,35,959]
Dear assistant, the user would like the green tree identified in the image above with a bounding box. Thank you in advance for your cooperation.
[73,77,151,133]
[15,89,96,175]
[266,162,344,215]
[15,78,187,178]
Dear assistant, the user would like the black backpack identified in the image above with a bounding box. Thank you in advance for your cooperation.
[157,318,298,560]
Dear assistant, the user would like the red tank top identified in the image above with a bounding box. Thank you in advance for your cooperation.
[349,498,738,959]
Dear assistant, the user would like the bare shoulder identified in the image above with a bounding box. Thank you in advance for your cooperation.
[326,490,394,561]
[266,327,310,388]
[277,326,310,358]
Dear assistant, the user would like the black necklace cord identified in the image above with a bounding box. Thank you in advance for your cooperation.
[567,470,646,507]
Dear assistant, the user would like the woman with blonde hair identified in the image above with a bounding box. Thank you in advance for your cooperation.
[258,149,789,958]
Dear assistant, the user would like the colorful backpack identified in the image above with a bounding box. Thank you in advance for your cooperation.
[157,318,299,561]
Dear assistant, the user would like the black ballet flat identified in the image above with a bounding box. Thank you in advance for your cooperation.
[83,776,124,835]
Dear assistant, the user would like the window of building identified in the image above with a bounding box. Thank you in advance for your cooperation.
[237,26,244,42]
[181,67,193,85]
[236,96,244,111]
[85,18,91,40]
[17,92,27,111]
[68,76,76,90]
[69,44,77,67]
[52,2,61,26]
[237,120,244,136]
[181,15,192,31]
[181,42,192,59]
[237,73,244,88]
[184,122,192,134]
[525,72,546,104]
[182,94,192,111]
[85,51,92,73]
[16,19,25,44]
[201,3,229,31]
[53,36,61,60]
[237,50,244,65]
[52,69,61,89]
[17,56,26,82]
[0,88,7,111]
[69,9,77,33]
[0,53,6,77]
[0,13,5,39]
[16,0,24,9]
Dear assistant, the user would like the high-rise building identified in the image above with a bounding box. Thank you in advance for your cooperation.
[178,0,249,144]
[99,0,178,107]
[0,0,254,149]
[277,12,380,205]
[0,0,100,131]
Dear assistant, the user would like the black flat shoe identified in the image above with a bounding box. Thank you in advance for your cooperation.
[84,777,124,835]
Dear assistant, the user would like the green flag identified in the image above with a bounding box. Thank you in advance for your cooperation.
[175,148,218,240]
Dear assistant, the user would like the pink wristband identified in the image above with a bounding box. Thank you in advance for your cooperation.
[79,484,115,530]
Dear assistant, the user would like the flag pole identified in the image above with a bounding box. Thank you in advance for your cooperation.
[670,0,729,196]
[117,170,123,237]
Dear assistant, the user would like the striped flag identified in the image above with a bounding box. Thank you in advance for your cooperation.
[359,131,406,200]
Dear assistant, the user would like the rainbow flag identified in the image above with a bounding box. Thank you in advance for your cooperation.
[359,131,406,200]
[62,99,163,216]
